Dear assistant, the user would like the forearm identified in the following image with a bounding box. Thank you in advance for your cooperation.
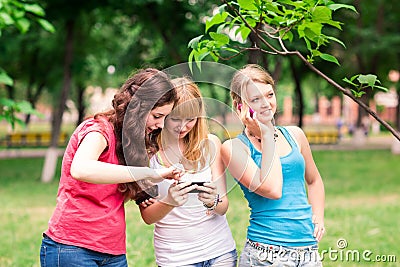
[260,133,276,180]
[140,200,174,224]
[253,133,283,198]
[70,159,157,184]
[209,195,228,216]
[308,178,325,221]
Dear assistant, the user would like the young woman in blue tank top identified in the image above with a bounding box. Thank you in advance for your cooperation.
[221,64,326,266]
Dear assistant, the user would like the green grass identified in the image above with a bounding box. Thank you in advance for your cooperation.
[0,150,399,266]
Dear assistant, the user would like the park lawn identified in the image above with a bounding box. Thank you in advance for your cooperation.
[0,149,399,266]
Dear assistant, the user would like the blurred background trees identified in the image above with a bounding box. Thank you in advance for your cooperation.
[0,0,399,181]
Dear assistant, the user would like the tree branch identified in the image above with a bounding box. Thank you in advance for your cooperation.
[221,0,400,140]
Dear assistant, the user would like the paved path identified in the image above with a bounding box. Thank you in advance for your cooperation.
[0,135,397,159]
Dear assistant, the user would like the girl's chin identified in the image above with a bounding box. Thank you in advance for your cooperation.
[179,132,189,138]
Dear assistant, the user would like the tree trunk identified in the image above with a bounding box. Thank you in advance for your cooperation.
[76,84,86,127]
[25,83,45,125]
[41,19,75,183]
[391,85,400,154]
[289,57,304,128]
[248,28,263,65]
[6,85,14,99]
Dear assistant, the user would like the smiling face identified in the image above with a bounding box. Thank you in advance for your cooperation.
[145,103,175,134]
[244,81,276,121]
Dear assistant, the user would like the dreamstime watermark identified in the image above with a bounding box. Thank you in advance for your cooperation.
[320,238,397,263]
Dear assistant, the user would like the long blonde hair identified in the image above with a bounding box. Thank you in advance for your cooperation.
[158,77,209,171]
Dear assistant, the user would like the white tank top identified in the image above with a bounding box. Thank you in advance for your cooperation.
[149,154,236,267]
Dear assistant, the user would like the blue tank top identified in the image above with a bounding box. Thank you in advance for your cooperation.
[237,126,316,247]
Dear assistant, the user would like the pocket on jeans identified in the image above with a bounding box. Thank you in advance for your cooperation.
[40,243,47,267]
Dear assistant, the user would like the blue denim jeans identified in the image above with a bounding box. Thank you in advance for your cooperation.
[161,249,237,267]
[239,240,322,267]
[40,234,127,267]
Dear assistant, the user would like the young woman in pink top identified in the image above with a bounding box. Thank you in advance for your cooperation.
[40,68,181,267]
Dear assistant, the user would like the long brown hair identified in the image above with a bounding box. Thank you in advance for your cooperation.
[95,68,177,200]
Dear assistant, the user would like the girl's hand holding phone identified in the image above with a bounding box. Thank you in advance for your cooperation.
[197,182,217,207]
[164,181,197,206]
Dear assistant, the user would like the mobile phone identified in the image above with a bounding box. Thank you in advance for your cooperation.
[237,103,254,118]
[179,181,205,193]
[135,185,159,205]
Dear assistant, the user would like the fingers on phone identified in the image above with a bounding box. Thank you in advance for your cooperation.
[182,184,198,194]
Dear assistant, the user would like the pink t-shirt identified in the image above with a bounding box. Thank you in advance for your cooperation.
[45,118,126,255]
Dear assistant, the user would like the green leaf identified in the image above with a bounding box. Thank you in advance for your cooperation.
[304,38,312,52]
[188,50,195,73]
[280,30,293,42]
[224,47,240,54]
[194,48,210,64]
[210,32,230,45]
[343,77,358,87]
[188,35,204,48]
[305,22,323,36]
[312,6,332,23]
[349,74,360,82]
[238,0,257,10]
[351,89,365,98]
[264,2,285,15]
[246,17,258,28]
[0,12,14,25]
[298,22,322,39]
[312,49,322,57]
[37,18,55,33]
[326,35,346,48]
[320,53,340,65]
[328,3,357,13]
[325,20,342,30]
[238,26,251,40]
[197,51,210,61]
[0,97,15,107]
[15,101,34,113]
[13,9,26,19]
[210,52,219,61]
[357,74,377,87]
[15,17,30,33]
[205,12,228,32]
[374,85,388,92]
[24,4,45,16]
[0,71,13,85]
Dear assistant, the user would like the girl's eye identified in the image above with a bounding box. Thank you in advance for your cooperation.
[170,117,180,121]
[250,98,259,103]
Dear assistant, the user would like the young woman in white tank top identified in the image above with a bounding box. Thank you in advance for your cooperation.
[139,77,237,267]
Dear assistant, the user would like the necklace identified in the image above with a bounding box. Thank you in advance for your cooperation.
[247,129,278,143]
[248,132,262,143]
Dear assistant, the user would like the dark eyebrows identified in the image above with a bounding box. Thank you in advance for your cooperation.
[153,111,166,117]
